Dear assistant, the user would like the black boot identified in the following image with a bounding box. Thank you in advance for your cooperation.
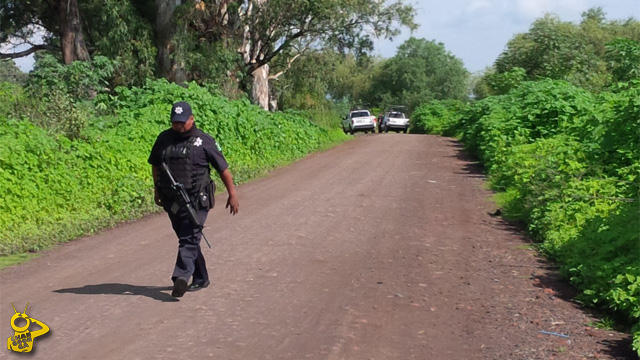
[171,277,188,297]
[187,279,210,291]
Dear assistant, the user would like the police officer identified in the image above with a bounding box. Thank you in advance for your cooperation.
[148,101,239,298]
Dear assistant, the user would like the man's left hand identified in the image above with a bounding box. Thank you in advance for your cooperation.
[226,195,239,215]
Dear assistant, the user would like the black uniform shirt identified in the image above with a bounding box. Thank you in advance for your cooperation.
[148,125,228,174]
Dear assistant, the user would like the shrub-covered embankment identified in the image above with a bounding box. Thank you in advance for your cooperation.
[0,80,347,257]
[411,79,640,353]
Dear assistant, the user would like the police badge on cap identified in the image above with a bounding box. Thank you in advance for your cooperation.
[171,101,192,123]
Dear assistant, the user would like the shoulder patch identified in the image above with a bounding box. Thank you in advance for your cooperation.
[216,142,222,152]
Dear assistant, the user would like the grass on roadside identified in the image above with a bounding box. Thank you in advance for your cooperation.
[0,253,39,269]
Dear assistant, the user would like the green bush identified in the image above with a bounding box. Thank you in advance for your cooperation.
[606,38,640,83]
[2,55,117,140]
[410,100,466,136]
[413,78,640,355]
[0,79,347,256]
[28,54,114,100]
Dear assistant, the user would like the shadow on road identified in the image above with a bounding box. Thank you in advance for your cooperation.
[53,283,178,302]
[445,138,487,179]
[533,273,638,360]
[599,339,639,360]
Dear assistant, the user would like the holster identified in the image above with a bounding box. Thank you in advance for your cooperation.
[196,180,215,210]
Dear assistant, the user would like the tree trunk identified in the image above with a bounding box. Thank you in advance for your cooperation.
[155,0,187,84]
[251,64,270,110]
[59,0,90,64]
[239,0,270,110]
[269,91,278,112]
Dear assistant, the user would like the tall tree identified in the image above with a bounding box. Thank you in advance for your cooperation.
[156,0,188,83]
[366,37,469,112]
[177,0,416,109]
[0,0,90,63]
[79,0,156,87]
[274,50,376,110]
[495,15,588,81]
[59,0,90,63]
[242,0,415,109]
[494,9,640,90]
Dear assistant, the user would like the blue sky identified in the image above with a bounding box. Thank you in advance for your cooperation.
[374,0,640,73]
[5,0,640,73]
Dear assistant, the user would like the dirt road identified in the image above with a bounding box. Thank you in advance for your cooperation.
[1,134,635,359]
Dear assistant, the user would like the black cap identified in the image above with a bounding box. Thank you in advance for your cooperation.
[171,101,192,123]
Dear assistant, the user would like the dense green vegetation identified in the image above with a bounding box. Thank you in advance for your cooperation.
[0,0,416,108]
[275,38,469,115]
[474,8,640,98]
[0,0,420,257]
[366,38,469,111]
[412,10,640,354]
[0,79,346,256]
[1,1,639,354]
[0,0,439,261]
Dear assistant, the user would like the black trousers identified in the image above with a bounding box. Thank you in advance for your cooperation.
[167,208,209,284]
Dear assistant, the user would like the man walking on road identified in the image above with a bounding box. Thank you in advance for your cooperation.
[148,101,239,298]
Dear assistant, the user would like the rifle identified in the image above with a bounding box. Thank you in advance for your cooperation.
[160,162,212,249]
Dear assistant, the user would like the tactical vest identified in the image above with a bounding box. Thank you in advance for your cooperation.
[158,135,210,200]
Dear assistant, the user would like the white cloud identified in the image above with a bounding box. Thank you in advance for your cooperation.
[376,0,640,72]
[466,0,492,13]
[516,0,589,19]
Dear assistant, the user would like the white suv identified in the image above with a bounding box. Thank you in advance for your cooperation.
[380,111,410,133]
[342,109,376,135]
